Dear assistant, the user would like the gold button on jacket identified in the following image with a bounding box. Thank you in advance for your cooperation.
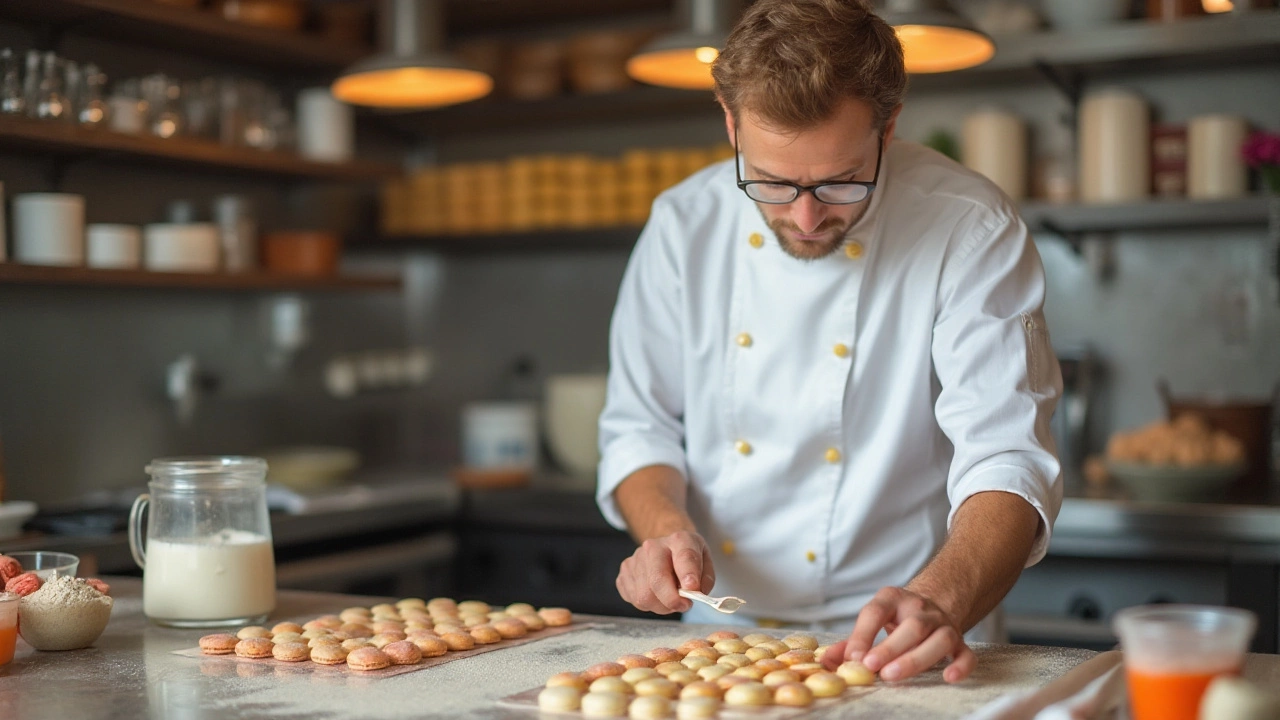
[824,447,842,464]
[735,333,753,348]
[844,241,864,259]
[748,232,764,248]
[735,440,753,455]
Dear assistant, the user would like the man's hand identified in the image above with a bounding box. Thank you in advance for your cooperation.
[821,586,977,684]
[616,531,716,615]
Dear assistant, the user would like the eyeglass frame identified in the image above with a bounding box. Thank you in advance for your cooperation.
[734,131,884,205]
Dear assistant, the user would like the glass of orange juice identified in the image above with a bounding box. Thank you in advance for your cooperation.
[0,591,18,665]
[1113,604,1256,720]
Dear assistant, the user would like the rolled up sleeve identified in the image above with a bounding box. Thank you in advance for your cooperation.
[932,210,1064,567]
[596,199,688,531]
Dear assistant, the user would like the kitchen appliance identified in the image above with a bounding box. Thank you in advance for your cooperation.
[1052,350,1100,494]
[13,193,85,266]
[129,456,276,627]
[543,374,608,489]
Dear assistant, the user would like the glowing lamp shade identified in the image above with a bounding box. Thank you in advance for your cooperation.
[894,24,994,74]
[881,0,995,74]
[626,0,740,90]
[331,0,491,109]
[332,63,492,109]
[1201,0,1233,11]
[626,43,722,90]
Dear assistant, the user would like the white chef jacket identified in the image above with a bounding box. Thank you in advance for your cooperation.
[596,140,1063,627]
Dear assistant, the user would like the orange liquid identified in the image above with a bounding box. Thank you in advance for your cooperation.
[1127,665,1240,720]
[0,625,16,665]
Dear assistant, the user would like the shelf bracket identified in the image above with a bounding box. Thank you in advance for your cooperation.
[1039,218,1084,255]
[1034,60,1083,129]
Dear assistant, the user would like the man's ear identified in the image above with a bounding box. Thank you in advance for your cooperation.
[882,104,903,148]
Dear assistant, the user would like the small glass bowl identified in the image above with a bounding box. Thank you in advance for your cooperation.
[7,551,79,580]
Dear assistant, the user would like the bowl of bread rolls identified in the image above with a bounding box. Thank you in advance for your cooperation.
[1104,412,1246,502]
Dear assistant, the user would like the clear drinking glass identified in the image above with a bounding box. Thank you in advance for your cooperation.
[35,52,65,121]
[78,63,108,127]
[1,49,25,116]
[129,457,276,628]
[22,50,40,118]
[1113,604,1257,720]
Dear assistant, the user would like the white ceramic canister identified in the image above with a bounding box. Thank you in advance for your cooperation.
[1187,114,1249,200]
[13,193,86,266]
[87,224,143,269]
[962,107,1029,201]
[462,402,538,471]
[144,223,220,273]
[296,87,354,163]
[1078,89,1150,204]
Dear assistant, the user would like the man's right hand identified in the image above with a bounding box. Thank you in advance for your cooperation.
[616,531,716,614]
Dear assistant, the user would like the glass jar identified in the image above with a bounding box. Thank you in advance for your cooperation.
[129,457,276,628]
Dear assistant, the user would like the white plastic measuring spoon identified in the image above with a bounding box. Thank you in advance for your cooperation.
[679,589,747,614]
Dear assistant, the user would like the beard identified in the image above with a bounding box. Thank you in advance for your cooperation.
[762,202,869,261]
[768,216,852,261]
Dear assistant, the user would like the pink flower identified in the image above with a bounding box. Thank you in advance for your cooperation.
[1242,131,1280,168]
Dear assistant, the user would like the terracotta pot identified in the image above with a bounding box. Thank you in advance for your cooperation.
[214,0,305,30]
[1147,0,1206,20]
[262,231,341,276]
[315,1,372,47]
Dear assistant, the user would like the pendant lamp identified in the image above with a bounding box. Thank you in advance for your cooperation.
[626,0,743,90]
[332,0,492,109]
[879,0,994,74]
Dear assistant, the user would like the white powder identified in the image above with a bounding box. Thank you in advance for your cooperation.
[192,623,1094,720]
[19,576,113,651]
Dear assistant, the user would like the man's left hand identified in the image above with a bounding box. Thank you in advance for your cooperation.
[820,586,976,684]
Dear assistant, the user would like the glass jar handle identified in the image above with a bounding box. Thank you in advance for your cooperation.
[128,493,149,569]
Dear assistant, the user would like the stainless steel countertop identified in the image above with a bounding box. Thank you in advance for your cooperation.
[5,579,1278,720]
[0,578,1085,720]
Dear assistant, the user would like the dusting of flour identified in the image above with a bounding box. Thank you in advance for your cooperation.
[182,622,1093,720]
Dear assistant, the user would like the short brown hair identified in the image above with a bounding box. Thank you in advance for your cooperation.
[712,0,906,132]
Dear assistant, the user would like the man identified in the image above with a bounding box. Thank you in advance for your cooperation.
[597,0,1062,684]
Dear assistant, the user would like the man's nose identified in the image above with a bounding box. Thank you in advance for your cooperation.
[791,192,827,234]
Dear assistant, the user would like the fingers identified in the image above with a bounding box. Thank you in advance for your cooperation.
[862,610,931,673]
[844,588,900,663]
[876,622,961,682]
[616,533,713,615]
[670,535,704,592]
[640,539,687,612]
[699,545,716,594]
[942,643,978,683]
[821,640,847,670]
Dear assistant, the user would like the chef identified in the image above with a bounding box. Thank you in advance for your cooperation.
[596,0,1063,684]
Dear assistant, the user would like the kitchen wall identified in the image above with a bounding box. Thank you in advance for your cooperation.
[0,20,1277,506]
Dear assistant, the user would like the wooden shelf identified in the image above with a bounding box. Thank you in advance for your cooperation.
[0,114,399,181]
[380,86,721,137]
[0,0,368,74]
[366,196,1274,254]
[367,227,644,254]
[392,11,1280,136]
[1023,196,1273,237]
[0,263,402,292]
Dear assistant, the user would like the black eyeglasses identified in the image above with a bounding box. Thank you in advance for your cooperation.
[735,134,883,205]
